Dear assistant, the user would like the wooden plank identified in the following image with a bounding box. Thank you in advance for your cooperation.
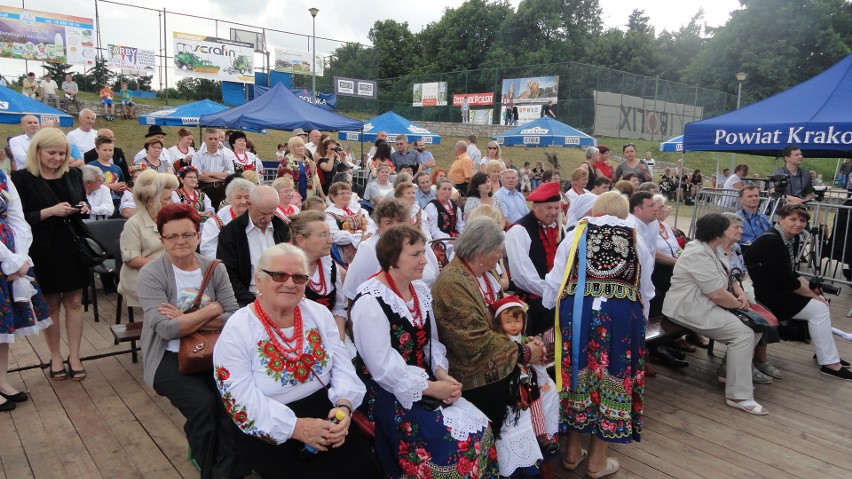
[0,373,35,479]
[80,358,181,479]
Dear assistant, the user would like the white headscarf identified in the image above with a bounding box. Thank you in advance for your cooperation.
[566,193,597,230]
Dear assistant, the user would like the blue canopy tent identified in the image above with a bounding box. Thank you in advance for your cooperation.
[138,99,227,126]
[199,82,362,132]
[493,117,596,148]
[684,53,852,157]
[0,86,74,127]
[660,135,683,153]
[337,111,441,144]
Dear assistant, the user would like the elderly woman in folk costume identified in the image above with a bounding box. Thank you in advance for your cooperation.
[229,131,264,181]
[172,165,214,220]
[324,181,374,249]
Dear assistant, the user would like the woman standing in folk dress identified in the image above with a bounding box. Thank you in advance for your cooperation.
[543,191,653,479]
[351,225,498,478]
[172,166,214,220]
[229,132,264,181]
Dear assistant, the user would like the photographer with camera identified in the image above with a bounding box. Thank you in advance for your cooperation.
[745,204,852,381]
[769,146,814,204]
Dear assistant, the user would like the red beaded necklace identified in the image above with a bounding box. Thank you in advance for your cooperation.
[253,301,304,361]
[180,187,198,203]
[463,260,497,305]
[383,270,424,327]
[307,259,328,296]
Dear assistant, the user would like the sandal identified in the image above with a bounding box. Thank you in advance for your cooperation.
[587,457,620,478]
[726,399,768,416]
[686,333,710,349]
[561,448,587,471]
[754,360,782,379]
[49,359,68,381]
[672,338,696,352]
[67,358,87,381]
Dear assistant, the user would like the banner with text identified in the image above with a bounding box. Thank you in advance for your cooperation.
[413,82,447,107]
[500,76,558,105]
[173,32,254,83]
[334,77,377,99]
[107,44,155,76]
[0,6,94,65]
[593,90,703,140]
[453,93,494,107]
[500,104,542,125]
[274,48,325,77]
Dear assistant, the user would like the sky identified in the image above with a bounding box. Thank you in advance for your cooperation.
[0,0,744,84]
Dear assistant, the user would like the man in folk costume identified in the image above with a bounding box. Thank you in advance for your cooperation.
[506,181,563,336]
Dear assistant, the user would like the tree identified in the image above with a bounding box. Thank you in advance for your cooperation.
[174,78,222,101]
[682,0,852,102]
[326,43,378,80]
[368,20,416,80]
[78,58,114,92]
[41,62,72,80]
[657,10,707,82]
[627,9,651,34]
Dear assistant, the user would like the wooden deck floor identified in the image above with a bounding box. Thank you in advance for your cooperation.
[2,282,852,479]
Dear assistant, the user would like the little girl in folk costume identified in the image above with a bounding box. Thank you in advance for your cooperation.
[491,296,560,454]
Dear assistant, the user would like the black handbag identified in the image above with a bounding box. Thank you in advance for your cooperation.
[66,218,108,268]
[728,307,780,342]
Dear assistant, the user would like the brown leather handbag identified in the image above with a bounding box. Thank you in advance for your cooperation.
[178,259,224,374]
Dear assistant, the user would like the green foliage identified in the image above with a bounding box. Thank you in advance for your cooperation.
[40,63,72,80]
[76,57,115,92]
[174,78,223,101]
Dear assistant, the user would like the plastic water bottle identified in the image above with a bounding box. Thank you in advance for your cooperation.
[298,409,346,461]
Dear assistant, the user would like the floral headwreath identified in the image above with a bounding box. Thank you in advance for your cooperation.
[128,162,148,174]
[178,165,200,178]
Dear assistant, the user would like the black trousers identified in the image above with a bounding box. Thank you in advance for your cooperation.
[200,182,227,211]
[153,352,251,479]
[462,372,514,438]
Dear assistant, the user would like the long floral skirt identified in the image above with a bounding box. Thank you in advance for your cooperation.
[558,294,646,443]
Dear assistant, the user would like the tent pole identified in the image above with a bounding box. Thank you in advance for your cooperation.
[834,158,842,187]
[673,153,684,225]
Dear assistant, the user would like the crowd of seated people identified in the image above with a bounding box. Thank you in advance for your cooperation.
[6,121,852,479]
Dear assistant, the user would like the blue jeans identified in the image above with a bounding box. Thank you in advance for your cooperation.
[531,179,542,190]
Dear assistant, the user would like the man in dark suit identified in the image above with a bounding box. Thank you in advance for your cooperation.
[217,185,290,306]
[83,128,131,182]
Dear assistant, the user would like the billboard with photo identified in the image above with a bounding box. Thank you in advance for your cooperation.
[0,6,95,65]
[593,90,703,140]
[453,93,494,106]
[274,48,325,77]
[500,76,559,105]
[173,32,255,83]
[500,104,542,125]
[471,109,493,125]
[107,44,155,76]
[413,82,447,107]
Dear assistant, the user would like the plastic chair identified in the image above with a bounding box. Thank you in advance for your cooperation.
[84,218,126,322]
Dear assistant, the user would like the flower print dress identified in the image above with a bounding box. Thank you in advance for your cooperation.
[351,278,499,479]
[0,171,51,343]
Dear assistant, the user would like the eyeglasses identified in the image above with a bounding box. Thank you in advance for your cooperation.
[307,232,333,239]
[262,269,310,284]
[162,232,197,242]
[487,146,498,150]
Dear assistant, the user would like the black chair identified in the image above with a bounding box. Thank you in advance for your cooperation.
[85,218,126,322]
[109,237,135,325]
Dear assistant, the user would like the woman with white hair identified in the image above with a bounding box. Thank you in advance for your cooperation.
[199,178,254,259]
[81,164,115,222]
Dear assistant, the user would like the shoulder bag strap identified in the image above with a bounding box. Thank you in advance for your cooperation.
[192,259,221,309]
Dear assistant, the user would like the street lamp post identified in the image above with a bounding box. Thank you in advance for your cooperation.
[730,72,748,173]
[309,7,319,96]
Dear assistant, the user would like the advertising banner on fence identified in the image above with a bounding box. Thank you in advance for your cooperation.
[501,76,558,105]
[593,90,703,140]
[471,109,493,125]
[107,44,155,76]
[500,104,541,125]
[173,32,254,83]
[413,82,447,107]
[334,77,377,99]
[0,6,95,65]
[274,48,325,77]
[453,93,494,106]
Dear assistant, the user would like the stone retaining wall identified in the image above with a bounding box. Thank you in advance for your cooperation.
[416,121,515,139]
[62,99,161,118]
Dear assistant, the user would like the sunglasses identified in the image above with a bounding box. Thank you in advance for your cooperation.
[262,270,310,284]
[487,146,498,150]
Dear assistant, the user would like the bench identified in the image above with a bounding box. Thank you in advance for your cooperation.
[111,322,143,363]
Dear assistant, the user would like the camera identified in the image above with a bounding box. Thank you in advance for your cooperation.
[332,146,343,153]
[809,276,841,295]
[768,174,789,198]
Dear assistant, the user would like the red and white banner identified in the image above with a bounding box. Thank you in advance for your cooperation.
[453,93,494,106]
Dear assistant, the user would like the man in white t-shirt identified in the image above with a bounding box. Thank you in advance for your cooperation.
[8,115,40,170]
[715,168,730,188]
[39,74,60,108]
[66,109,98,154]
[723,164,749,190]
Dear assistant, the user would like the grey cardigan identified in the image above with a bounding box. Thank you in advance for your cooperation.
[138,253,240,388]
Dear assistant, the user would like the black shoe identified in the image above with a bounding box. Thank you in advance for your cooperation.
[0,391,28,402]
[651,345,689,368]
[819,365,852,381]
[813,354,850,367]
[0,398,15,412]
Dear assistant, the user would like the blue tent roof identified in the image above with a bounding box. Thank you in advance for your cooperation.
[493,117,596,148]
[199,83,362,132]
[138,99,227,127]
[684,53,852,157]
[0,86,74,127]
[660,135,683,153]
[338,111,441,144]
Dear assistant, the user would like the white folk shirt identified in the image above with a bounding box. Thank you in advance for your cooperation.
[505,220,558,297]
[341,233,440,300]
[85,185,115,222]
[245,218,275,292]
[200,205,237,259]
